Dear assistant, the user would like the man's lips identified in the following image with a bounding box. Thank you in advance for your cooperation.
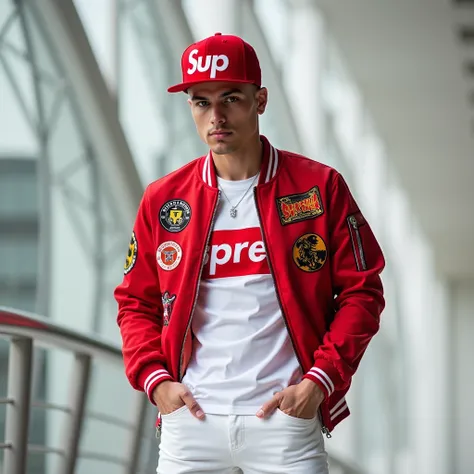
[209,131,232,137]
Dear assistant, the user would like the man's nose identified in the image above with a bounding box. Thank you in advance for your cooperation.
[210,104,226,125]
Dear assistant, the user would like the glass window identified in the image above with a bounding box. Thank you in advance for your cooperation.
[0,236,38,279]
[0,161,38,217]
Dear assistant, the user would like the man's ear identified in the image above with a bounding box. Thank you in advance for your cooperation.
[256,87,268,115]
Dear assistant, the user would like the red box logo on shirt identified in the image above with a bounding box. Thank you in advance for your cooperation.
[202,227,270,279]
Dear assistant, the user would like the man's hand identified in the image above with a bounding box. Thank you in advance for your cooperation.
[152,381,205,420]
[256,379,325,420]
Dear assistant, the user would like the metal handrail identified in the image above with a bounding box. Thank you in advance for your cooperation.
[0,306,122,361]
[0,306,148,474]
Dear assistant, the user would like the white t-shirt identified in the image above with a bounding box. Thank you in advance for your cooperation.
[182,174,302,415]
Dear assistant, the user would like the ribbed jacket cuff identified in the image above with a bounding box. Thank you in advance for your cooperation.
[302,359,343,399]
[137,363,174,405]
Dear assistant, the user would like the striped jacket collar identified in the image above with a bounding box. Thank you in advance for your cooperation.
[200,135,280,188]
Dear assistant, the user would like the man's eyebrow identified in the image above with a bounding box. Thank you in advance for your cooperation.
[221,88,243,97]
[190,88,244,101]
[190,94,208,101]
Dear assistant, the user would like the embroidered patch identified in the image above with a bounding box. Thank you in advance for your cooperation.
[162,291,176,326]
[124,232,138,274]
[276,186,324,226]
[159,200,192,233]
[292,233,327,272]
[156,241,182,271]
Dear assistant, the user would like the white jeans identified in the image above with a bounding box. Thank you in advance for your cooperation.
[157,406,329,474]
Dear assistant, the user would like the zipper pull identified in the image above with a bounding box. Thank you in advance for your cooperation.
[349,215,358,229]
[155,413,162,438]
[321,425,332,439]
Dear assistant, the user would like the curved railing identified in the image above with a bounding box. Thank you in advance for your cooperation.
[0,307,364,474]
[0,307,149,474]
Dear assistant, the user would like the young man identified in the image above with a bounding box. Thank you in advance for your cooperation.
[115,33,385,473]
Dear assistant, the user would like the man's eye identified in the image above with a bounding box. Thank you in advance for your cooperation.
[196,101,208,107]
[224,96,238,103]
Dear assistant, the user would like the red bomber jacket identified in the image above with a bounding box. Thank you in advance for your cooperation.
[114,135,385,435]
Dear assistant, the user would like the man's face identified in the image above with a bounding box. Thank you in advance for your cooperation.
[187,82,268,155]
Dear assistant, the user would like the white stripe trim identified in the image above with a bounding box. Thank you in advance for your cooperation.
[330,397,347,415]
[271,147,279,178]
[265,146,274,183]
[202,155,209,183]
[207,153,212,185]
[144,369,168,394]
[308,370,331,395]
[203,153,212,185]
[330,402,348,421]
[145,373,171,396]
[311,367,335,394]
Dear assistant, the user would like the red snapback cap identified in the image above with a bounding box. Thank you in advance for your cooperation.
[168,33,262,93]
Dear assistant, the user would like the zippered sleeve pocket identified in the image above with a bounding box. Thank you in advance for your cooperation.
[347,212,368,272]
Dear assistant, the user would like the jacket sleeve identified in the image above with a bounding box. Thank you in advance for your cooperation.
[303,172,385,399]
[114,187,174,404]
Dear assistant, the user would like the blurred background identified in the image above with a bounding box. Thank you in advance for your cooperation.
[0,0,472,473]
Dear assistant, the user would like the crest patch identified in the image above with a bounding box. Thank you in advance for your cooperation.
[156,241,182,271]
[159,200,192,233]
[162,291,176,326]
[276,186,324,226]
[293,233,327,272]
[124,232,138,274]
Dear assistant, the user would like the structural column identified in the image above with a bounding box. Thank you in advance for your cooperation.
[451,279,474,474]
[286,0,326,157]
[183,0,242,38]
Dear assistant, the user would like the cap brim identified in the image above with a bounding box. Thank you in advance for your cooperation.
[167,78,259,94]
[167,82,192,93]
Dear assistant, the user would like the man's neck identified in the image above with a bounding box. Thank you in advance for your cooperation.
[212,136,262,181]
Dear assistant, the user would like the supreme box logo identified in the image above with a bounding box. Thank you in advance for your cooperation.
[202,227,270,279]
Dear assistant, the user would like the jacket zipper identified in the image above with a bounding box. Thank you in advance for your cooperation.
[348,215,367,271]
[321,425,332,438]
[254,188,331,438]
[177,191,220,381]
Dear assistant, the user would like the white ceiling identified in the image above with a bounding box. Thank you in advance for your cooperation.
[314,0,474,278]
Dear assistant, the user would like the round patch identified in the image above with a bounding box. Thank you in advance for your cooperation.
[156,241,182,271]
[292,233,327,272]
[159,200,192,233]
[124,232,138,274]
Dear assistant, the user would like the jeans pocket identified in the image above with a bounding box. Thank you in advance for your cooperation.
[276,408,317,425]
[160,405,188,420]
